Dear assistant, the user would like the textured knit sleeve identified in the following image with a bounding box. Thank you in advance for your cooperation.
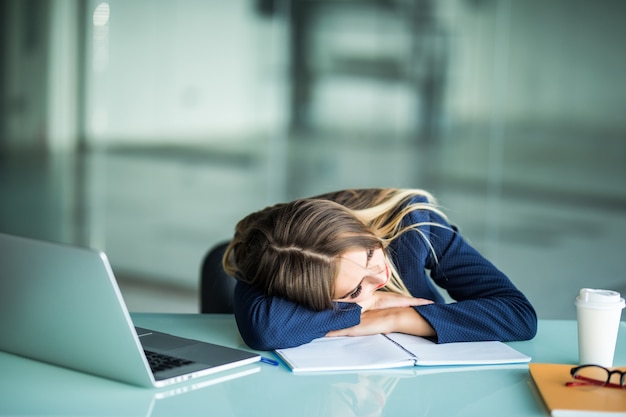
[233,280,362,350]
[401,208,537,343]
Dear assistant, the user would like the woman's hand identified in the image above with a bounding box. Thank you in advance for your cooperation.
[326,291,436,338]
[326,306,436,338]
[357,291,434,312]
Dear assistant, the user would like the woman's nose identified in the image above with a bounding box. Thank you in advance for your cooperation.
[367,263,385,276]
[366,263,388,287]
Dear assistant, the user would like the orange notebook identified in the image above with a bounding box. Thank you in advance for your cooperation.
[529,363,626,416]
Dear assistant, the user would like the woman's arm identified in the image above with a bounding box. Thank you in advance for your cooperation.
[233,281,362,350]
[328,209,537,342]
[411,211,538,343]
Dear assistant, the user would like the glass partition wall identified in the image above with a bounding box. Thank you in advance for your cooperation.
[1,0,624,317]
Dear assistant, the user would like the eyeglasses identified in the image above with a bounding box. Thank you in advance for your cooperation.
[566,365,626,388]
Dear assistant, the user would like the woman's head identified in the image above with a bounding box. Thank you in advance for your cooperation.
[224,198,384,311]
[224,188,443,310]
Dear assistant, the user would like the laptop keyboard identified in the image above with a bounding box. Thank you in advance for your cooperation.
[144,350,194,373]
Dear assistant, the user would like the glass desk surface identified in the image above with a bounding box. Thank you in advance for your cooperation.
[1,315,624,417]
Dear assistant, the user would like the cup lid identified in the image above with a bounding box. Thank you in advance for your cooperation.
[576,288,626,309]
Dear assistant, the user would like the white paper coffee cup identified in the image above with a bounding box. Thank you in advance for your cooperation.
[575,288,625,367]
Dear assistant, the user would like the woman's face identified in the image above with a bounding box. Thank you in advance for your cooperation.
[333,247,389,304]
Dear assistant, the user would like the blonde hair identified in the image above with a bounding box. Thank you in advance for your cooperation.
[223,188,447,311]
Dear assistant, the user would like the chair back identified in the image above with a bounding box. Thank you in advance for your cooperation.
[200,241,235,313]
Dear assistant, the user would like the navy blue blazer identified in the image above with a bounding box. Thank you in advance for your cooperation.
[233,196,537,351]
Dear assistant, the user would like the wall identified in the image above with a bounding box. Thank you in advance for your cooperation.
[84,0,286,145]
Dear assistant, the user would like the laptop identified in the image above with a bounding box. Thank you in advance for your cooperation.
[0,233,260,388]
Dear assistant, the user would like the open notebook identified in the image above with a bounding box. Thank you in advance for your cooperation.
[275,332,531,373]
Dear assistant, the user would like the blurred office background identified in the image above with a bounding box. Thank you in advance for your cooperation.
[1,0,624,319]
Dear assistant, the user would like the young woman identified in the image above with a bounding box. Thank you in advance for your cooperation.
[223,188,537,351]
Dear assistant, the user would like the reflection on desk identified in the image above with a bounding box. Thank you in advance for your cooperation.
[1,315,624,417]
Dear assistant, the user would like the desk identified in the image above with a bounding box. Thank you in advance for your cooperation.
[1,316,625,417]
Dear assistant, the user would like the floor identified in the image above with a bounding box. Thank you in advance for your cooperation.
[1,127,625,320]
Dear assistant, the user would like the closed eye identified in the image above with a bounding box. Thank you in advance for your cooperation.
[336,248,376,300]
[349,284,363,299]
